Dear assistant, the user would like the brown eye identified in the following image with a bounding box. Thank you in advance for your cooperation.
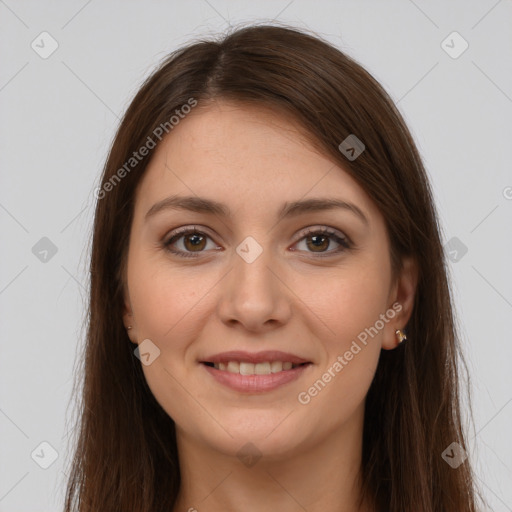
[305,233,330,252]
[164,228,218,258]
[293,227,350,257]
[182,233,207,252]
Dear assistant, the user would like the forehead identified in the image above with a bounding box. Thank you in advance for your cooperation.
[133,100,381,225]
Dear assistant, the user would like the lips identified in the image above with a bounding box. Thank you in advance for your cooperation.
[201,359,312,393]
[199,350,311,366]
[199,350,313,392]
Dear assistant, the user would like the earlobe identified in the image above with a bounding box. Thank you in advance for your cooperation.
[122,300,138,345]
[122,303,132,329]
[382,256,418,350]
[123,317,138,345]
[395,256,418,325]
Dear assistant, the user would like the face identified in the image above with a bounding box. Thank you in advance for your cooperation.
[123,100,416,460]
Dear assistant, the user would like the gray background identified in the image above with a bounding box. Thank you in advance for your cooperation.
[1,1,511,510]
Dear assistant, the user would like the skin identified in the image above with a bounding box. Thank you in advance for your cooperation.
[123,100,418,512]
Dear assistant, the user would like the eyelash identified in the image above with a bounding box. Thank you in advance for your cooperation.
[163,225,351,259]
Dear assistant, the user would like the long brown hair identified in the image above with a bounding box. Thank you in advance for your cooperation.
[64,23,483,511]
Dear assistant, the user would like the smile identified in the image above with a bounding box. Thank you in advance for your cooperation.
[201,361,312,393]
[204,360,307,375]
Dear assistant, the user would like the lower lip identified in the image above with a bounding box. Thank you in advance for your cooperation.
[201,363,312,393]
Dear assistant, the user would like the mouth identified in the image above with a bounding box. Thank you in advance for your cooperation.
[198,350,313,392]
[201,360,311,375]
[200,361,312,393]
[199,352,313,393]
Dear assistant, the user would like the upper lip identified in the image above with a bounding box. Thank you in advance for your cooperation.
[200,350,311,365]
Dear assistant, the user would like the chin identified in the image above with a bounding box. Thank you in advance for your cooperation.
[206,417,308,460]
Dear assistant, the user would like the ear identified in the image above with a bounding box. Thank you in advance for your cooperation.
[382,256,418,350]
[122,292,138,345]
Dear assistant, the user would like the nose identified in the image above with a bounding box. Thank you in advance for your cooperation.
[216,239,292,333]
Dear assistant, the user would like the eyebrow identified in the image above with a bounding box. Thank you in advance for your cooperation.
[145,195,369,226]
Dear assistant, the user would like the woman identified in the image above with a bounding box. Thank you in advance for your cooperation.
[64,24,482,511]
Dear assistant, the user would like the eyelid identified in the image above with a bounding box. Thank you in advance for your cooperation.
[164,225,349,243]
[294,225,350,244]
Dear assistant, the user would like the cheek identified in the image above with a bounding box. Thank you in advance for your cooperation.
[305,263,390,344]
[296,265,387,406]
[127,254,211,422]
[128,251,210,343]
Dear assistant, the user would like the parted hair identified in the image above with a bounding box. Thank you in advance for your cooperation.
[64,23,482,512]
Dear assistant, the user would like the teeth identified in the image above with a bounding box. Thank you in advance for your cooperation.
[255,362,271,375]
[212,361,301,375]
[271,361,283,373]
[227,361,239,373]
[240,362,254,375]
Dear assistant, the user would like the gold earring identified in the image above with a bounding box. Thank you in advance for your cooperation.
[395,329,407,343]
